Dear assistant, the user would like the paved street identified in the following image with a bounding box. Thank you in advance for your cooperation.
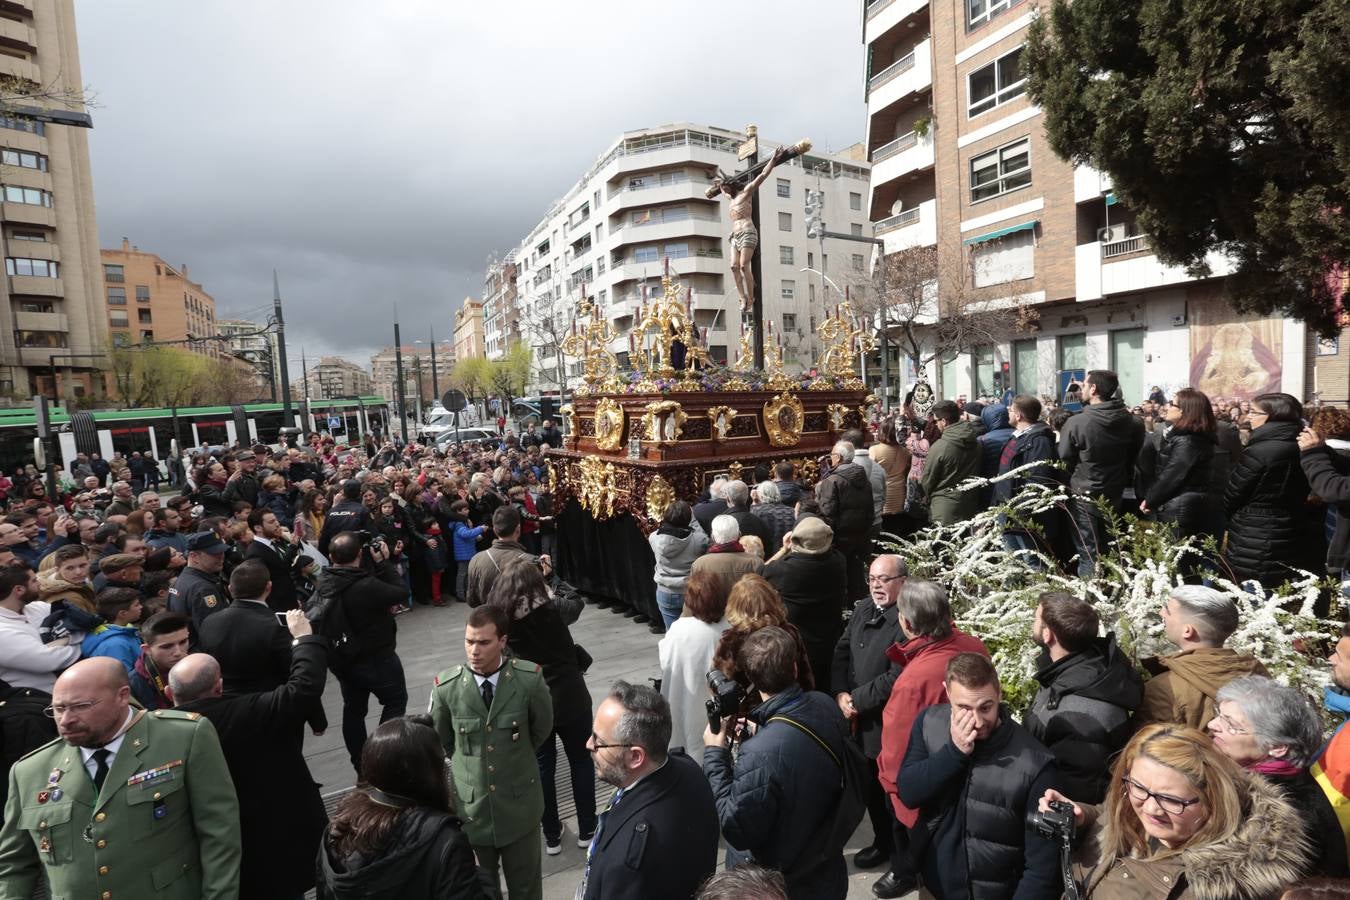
[302,598,911,899]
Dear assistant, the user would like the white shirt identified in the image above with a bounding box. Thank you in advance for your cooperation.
[252,535,276,552]
[471,667,502,694]
[80,708,136,783]
[0,602,81,693]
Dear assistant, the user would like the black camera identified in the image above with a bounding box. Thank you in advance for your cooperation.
[1028,800,1083,900]
[705,669,744,735]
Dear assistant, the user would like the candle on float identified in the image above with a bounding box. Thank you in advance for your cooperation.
[664,257,670,278]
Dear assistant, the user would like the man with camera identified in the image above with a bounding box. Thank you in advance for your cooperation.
[898,653,1061,900]
[313,530,408,773]
[703,625,851,900]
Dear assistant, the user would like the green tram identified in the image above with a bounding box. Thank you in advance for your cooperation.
[0,396,390,474]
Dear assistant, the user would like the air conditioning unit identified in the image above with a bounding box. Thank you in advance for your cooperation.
[1098,224,1130,243]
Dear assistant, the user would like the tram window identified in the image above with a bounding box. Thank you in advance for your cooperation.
[194,422,229,447]
[252,410,285,444]
[109,426,153,458]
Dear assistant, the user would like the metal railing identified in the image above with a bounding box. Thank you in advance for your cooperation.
[626,210,720,228]
[613,248,724,267]
[867,0,898,18]
[869,49,916,90]
[872,130,918,163]
[875,206,922,234]
[1101,235,1147,258]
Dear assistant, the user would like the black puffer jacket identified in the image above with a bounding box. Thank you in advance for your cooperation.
[1225,420,1313,587]
[1058,398,1145,502]
[817,463,873,544]
[1301,442,1350,574]
[317,806,492,900]
[1023,635,1143,803]
[1145,428,1219,537]
[763,550,848,696]
[703,687,849,898]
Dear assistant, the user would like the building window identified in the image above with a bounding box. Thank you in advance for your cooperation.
[1,150,47,171]
[10,231,45,242]
[634,246,659,264]
[14,330,66,348]
[851,223,864,237]
[776,178,791,199]
[781,280,795,301]
[112,332,131,348]
[807,251,815,268]
[5,258,58,277]
[809,283,816,302]
[968,47,1026,117]
[0,116,44,135]
[141,330,154,341]
[109,311,129,327]
[18,301,52,313]
[138,309,153,324]
[850,192,862,211]
[779,246,794,265]
[852,253,866,271]
[104,264,125,283]
[970,138,1031,202]
[968,0,1024,30]
[107,287,127,305]
[135,285,150,302]
[2,185,52,207]
[778,212,792,232]
[971,229,1036,287]
[783,313,797,331]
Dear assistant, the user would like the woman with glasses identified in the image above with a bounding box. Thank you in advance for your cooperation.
[1207,676,1347,877]
[1139,389,1222,545]
[1040,723,1310,898]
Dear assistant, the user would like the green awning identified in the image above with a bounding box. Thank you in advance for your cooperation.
[963,219,1038,245]
[1105,192,1118,206]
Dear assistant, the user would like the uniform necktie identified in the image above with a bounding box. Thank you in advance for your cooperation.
[91,748,111,794]
[481,678,494,711]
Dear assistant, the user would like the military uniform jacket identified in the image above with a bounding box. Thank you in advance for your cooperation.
[428,658,553,850]
[0,707,242,900]
[166,566,229,647]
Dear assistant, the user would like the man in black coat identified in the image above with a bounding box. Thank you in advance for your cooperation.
[831,553,906,895]
[316,479,374,557]
[579,681,718,900]
[817,440,876,602]
[762,516,847,694]
[172,610,328,900]
[693,478,730,538]
[243,507,299,612]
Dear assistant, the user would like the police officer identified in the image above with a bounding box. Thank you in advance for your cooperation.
[0,657,241,899]
[317,480,373,558]
[429,605,552,900]
[166,532,230,648]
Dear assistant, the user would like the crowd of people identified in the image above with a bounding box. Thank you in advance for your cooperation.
[5,372,1350,900]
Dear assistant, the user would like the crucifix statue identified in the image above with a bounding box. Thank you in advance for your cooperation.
[713,144,787,321]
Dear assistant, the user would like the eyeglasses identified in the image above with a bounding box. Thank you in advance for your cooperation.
[867,574,903,586]
[589,732,635,751]
[44,698,102,719]
[1122,776,1202,815]
[1211,709,1250,735]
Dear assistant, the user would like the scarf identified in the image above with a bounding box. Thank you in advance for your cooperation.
[1248,758,1303,777]
[708,541,745,554]
[657,523,692,539]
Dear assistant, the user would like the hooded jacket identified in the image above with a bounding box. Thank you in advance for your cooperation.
[1225,420,1315,587]
[648,518,709,591]
[1076,770,1311,900]
[1136,647,1269,730]
[312,562,406,663]
[1058,398,1146,502]
[80,623,141,672]
[1023,635,1143,803]
[817,462,874,543]
[920,420,983,525]
[977,404,1015,478]
[990,422,1060,514]
[1301,440,1350,574]
[316,806,491,900]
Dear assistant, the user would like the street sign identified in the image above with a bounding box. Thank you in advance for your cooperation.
[441,389,468,412]
[328,416,341,431]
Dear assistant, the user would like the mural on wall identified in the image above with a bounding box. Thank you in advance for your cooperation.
[1189,296,1282,399]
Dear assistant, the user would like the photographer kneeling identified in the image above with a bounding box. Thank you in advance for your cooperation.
[703,625,850,900]
[1040,723,1310,899]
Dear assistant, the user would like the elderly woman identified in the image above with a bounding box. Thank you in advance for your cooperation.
[1042,723,1310,898]
[659,569,730,764]
[1208,676,1347,877]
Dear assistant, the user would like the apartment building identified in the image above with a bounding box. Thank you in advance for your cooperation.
[370,342,453,406]
[218,317,280,397]
[99,239,224,359]
[504,123,873,393]
[295,356,372,400]
[453,299,484,362]
[483,256,519,361]
[862,0,1305,405]
[0,0,106,400]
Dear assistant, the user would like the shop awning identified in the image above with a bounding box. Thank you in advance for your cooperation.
[963,219,1039,245]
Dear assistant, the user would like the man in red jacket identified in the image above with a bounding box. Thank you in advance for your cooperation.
[873,580,988,898]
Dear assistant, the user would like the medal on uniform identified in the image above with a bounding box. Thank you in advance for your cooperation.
[38,837,50,853]
[153,801,167,820]
[47,768,62,786]
[49,788,62,801]
[36,790,49,804]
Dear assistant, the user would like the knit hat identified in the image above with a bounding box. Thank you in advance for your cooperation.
[790,516,834,555]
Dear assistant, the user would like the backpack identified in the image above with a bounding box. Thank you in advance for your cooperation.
[305,579,363,670]
[769,713,869,880]
[0,680,58,811]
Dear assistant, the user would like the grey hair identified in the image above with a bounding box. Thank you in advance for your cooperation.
[1169,585,1240,645]
[710,514,741,544]
[755,481,781,504]
[1215,675,1324,768]
[896,579,952,640]
[724,480,750,507]
[138,491,159,504]
[696,865,788,900]
[709,476,729,500]
[832,441,855,464]
[609,680,671,760]
[168,655,220,705]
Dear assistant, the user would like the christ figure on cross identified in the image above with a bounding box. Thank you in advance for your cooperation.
[715,145,786,318]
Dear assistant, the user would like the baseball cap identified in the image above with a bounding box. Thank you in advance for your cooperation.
[186,531,227,554]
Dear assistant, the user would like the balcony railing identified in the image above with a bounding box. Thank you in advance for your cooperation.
[613,248,724,267]
[872,130,918,164]
[614,175,695,195]
[867,0,898,18]
[625,210,720,228]
[868,49,916,91]
[874,207,921,234]
[1101,235,1147,258]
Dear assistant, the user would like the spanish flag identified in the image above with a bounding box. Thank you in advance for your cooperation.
[1312,687,1350,857]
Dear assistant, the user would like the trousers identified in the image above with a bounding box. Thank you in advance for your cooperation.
[475,827,542,900]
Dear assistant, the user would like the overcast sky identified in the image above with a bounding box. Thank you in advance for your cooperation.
[75,1,865,366]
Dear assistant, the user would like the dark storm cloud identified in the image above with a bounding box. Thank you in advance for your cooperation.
[74,1,863,361]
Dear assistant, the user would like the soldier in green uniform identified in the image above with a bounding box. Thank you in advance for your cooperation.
[429,605,552,900]
[0,657,241,900]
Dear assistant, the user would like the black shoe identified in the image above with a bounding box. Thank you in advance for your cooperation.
[854,846,888,870]
[872,872,916,899]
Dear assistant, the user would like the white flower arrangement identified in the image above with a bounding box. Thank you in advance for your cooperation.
[880,464,1338,711]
